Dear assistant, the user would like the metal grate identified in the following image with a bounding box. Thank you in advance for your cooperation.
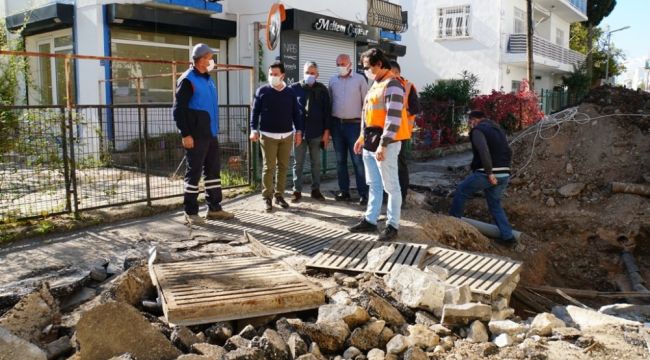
[306,238,428,274]
[202,211,351,256]
[152,257,325,325]
[422,247,521,299]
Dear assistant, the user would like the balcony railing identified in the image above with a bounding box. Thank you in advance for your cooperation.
[368,0,408,33]
[568,0,587,15]
[508,34,585,67]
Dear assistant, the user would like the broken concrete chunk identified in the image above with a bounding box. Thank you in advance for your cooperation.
[414,311,437,327]
[205,321,234,345]
[366,348,385,360]
[492,297,509,311]
[491,308,516,321]
[529,312,566,336]
[104,264,154,306]
[342,346,362,359]
[378,326,394,349]
[443,284,472,306]
[383,265,446,311]
[403,346,428,360]
[293,320,350,354]
[598,304,650,322]
[467,320,488,343]
[563,305,641,330]
[224,335,251,351]
[328,291,353,306]
[366,245,396,271]
[386,334,411,354]
[260,329,289,360]
[347,319,385,351]
[362,291,406,326]
[89,266,108,282]
[287,333,308,359]
[488,320,525,337]
[238,324,257,340]
[223,347,265,360]
[76,302,181,360]
[44,336,72,360]
[0,283,59,344]
[424,265,449,281]
[177,355,211,360]
[441,303,492,325]
[317,304,370,329]
[493,333,514,348]
[191,343,227,358]
[171,326,200,352]
[0,326,47,360]
[406,324,440,349]
[429,324,452,337]
[308,342,325,360]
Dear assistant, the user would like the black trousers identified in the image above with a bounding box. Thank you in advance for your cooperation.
[398,141,409,200]
[183,137,222,215]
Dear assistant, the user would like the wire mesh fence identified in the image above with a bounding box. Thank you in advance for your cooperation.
[0,104,251,222]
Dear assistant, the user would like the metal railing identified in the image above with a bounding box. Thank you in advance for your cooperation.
[367,0,407,33]
[508,34,586,67]
[538,88,587,114]
[0,104,251,222]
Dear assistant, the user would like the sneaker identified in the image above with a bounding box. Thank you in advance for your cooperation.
[275,195,290,209]
[205,209,235,220]
[335,191,351,201]
[359,196,368,206]
[184,212,205,225]
[291,191,302,203]
[348,218,378,233]
[311,189,326,201]
[378,225,398,241]
[264,198,273,213]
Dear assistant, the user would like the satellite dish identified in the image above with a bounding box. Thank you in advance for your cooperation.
[266,3,286,51]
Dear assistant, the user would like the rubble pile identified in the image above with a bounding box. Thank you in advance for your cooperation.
[2,251,650,360]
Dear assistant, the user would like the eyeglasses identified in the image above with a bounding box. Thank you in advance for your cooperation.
[363,66,370,70]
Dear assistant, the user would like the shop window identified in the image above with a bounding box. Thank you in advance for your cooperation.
[437,5,471,39]
[28,31,74,105]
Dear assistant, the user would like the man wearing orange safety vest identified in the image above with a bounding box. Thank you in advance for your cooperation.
[390,61,420,203]
[348,49,406,241]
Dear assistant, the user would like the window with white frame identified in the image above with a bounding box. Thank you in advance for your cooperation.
[556,28,565,46]
[437,5,471,39]
[511,80,521,93]
[513,7,525,34]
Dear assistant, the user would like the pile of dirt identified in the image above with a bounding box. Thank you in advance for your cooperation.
[486,86,650,295]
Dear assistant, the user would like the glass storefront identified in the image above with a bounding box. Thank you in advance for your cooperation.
[26,29,74,105]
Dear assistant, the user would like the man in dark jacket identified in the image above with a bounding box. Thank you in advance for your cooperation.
[250,61,303,212]
[449,110,515,246]
[173,43,234,224]
[289,61,331,202]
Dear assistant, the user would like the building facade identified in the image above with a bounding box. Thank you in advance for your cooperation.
[395,0,587,93]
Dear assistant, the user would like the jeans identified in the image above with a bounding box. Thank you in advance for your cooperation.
[398,141,409,200]
[331,119,368,198]
[449,172,514,241]
[183,137,222,215]
[293,136,322,192]
[260,134,293,199]
[363,141,402,229]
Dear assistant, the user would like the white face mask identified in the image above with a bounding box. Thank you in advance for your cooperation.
[207,59,215,72]
[269,75,283,87]
[364,69,375,81]
[304,74,316,85]
[337,65,350,76]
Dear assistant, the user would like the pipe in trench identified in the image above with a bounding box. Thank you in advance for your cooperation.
[611,182,650,197]
[461,217,523,242]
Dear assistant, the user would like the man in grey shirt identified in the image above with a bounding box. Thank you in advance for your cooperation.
[328,54,369,205]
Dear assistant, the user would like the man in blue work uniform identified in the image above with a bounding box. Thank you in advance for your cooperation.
[174,43,235,224]
[449,110,514,246]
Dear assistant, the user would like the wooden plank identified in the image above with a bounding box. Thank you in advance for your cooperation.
[346,240,379,270]
[447,256,498,285]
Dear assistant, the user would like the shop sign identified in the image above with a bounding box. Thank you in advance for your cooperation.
[312,18,369,38]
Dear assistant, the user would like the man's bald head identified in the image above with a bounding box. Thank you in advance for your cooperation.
[336,54,351,66]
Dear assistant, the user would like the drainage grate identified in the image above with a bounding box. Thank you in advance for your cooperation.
[202,211,347,255]
[422,247,522,299]
[152,257,325,325]
[306,238,429,274]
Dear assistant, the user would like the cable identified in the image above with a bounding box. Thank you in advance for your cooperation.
[510,107,649,177]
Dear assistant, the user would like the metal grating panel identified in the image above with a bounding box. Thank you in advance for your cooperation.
[152,257,325,325]
[306,238,429,274]
[422,247,521,299]
[202,211,346,255]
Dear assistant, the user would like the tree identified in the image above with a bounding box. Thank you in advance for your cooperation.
[584,0,617,80]
[569,23,626,85]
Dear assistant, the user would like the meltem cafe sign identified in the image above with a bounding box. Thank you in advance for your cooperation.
[313,18,369,38]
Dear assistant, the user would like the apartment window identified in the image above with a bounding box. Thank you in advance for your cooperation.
[514,7,525,34]
[556,28,565,46]
[511,80,521,93]
[110,29,220,104]
[437,5,471,39]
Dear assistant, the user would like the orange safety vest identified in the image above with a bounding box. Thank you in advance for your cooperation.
[396,77,416,139]
[363,73,411,141]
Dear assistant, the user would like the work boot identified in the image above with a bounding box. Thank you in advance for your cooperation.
[291,191,302,203]
[378,225,398,241]
[275,195,290,209]
[264,198,273,213]
[335,191,351,201]
[311,189,325,201]
[205,209,235,220]
[184,212,205,226]
[348,218,378,233]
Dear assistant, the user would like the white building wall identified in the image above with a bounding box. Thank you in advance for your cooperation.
[396,0,503,94]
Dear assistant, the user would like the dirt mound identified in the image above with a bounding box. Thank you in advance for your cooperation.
[582,86,650,131]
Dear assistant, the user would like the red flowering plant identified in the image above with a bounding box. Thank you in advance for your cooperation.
[470,80,544,134]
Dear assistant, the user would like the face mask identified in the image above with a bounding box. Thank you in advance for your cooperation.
[207,59,215,72]
[364,69,375,81]
[269,75,283,87]
[304,74,316,85]
[337,65,350,76]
